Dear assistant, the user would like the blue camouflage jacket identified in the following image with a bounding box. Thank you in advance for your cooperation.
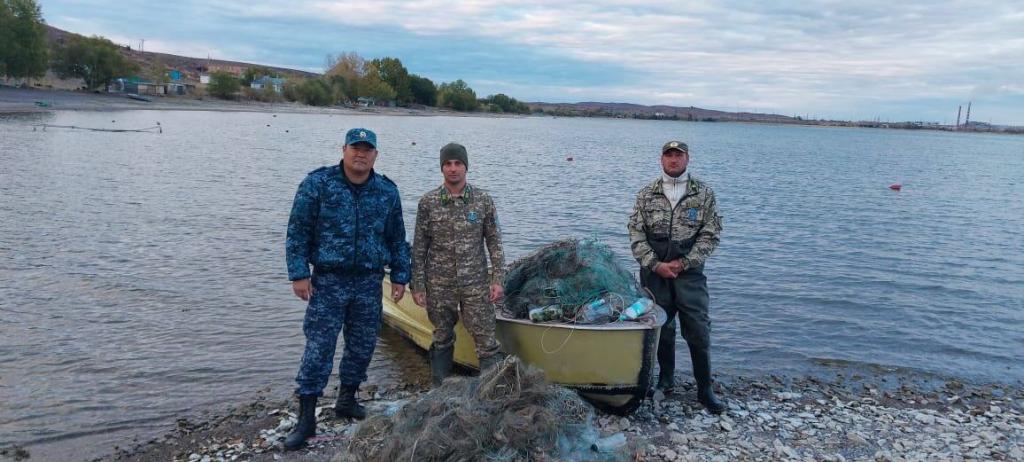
[286,163,411,284]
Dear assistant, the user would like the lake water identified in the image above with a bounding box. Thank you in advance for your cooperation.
[1,110,1022,459]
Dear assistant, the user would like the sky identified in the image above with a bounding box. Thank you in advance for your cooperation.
[40,1,1024,125]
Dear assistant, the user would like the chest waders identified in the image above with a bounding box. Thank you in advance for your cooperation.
[640,203,725,414]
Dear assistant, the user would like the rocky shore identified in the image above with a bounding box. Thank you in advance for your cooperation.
[63,371,1019,462]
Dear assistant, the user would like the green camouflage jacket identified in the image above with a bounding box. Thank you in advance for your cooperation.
[627,175,722,273]
[411,184,505,292]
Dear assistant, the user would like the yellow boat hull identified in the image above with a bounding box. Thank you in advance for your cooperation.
[381,276,664,414]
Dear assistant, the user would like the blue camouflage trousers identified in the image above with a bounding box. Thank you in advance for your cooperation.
[294,271,383,397]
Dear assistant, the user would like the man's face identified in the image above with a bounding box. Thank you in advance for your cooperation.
[442,159,467,186]
[661,149,689,177]
[343,142,378,174]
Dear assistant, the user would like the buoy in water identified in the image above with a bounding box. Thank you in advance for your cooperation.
[889,183,902,191]
[566,156,574,161]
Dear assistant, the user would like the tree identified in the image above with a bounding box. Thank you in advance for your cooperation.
[484,93,531,114]
[241,66,274,87]
[0,0,48,81]
[207,71,240,99]
[325,52,364,80]
[358,62,396,102]
[437,79,478,111]
[297,79,333,106]
[51,35,137,89]
[0,2,12,77]
[325,52,365,103]
[150,57,170,85]
[408,74,437,106]
[326,74,350,104]
[369,57,411,104]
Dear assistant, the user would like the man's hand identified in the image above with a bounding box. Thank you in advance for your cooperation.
[391,283,406,302]
[489,283,505,303]
[292,278,313,301]
[413,291,427,307]
[654,260,683,279]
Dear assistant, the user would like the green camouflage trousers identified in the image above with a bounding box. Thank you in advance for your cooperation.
[426,284,501,359]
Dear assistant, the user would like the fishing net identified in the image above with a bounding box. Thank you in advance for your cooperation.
[337,356,634,462]
[501,238,644,323]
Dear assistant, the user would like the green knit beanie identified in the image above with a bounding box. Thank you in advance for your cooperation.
[440,142,469,170]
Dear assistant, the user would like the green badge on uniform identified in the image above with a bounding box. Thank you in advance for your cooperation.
[467,211,479,223]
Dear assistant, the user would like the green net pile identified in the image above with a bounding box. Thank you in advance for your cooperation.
[337,356,634,461]
[501,238,642,322]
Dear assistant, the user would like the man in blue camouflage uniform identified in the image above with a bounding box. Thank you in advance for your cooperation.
[283,128,411,449]
[628,140,726,414]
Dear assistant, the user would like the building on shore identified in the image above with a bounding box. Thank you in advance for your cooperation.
[251,76,285,93]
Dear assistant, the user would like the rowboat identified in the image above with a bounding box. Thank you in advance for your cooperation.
[380,275,666,415]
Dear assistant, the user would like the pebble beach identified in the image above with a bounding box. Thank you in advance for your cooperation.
[65,371,1022,462]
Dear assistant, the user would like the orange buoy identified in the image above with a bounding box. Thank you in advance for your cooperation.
[889,183,902,191]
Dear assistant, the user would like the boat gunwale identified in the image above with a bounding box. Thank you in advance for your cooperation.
[496,315,661,331]
[383,269,665,332]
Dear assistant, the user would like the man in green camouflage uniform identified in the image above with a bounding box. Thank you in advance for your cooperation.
[627,140,726,414]
[411,142,506,385]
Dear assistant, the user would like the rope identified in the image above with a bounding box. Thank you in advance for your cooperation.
[540,321,576,355]
[33,124,162,133]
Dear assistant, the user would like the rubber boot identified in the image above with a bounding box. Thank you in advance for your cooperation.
[283,395,317,450]
[334,384,366,420]
[430,344,454,386]
[655,323,676,393]
[478,351,507,373]
[689,345,726,414]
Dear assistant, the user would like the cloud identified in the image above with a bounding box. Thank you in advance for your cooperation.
[39,0,1024,123]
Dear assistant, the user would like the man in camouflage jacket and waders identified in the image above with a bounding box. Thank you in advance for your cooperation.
[627,140,726,414]
[283,128,411,449]
[411,142,507,385]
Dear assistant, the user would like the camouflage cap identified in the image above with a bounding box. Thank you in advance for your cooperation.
[662,140,688,154]
[345,128,377,149]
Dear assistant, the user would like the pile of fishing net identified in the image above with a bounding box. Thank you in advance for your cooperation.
[502,238,658,325]
[336,356,633,462]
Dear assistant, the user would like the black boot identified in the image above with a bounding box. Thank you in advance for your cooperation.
[689,345,726,414]
[478,351,506,373]
[334,384,366,420]
[429,344,454,386]
[283,395,317,450]
[655,323,676,393]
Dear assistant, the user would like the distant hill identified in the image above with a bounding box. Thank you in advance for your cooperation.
[43,25,796,123]
[44,25,318,84]
[527,101,797,122]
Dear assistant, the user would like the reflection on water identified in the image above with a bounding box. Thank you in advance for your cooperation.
[1,110,1023,458]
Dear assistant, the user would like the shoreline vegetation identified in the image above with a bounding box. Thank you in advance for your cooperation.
[1,3,1020,133]
[11,370,1013,461]
[3,86,1023,137]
